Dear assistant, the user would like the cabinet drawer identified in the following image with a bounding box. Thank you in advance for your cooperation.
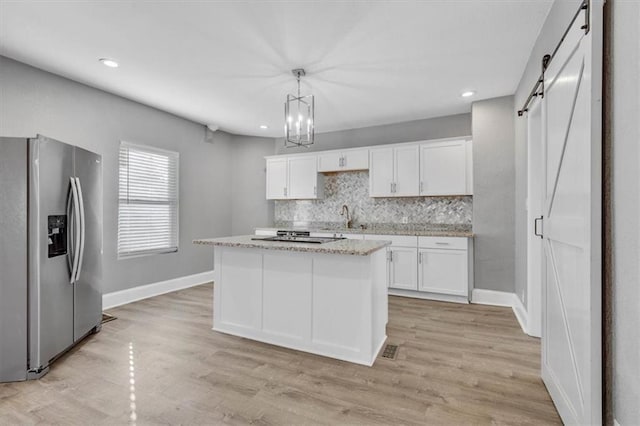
[418,236,468,250]
[364,234,417,247]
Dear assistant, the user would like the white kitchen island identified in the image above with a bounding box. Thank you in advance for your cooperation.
[194,235,390,366]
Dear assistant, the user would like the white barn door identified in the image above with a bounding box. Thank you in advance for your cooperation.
[541,7,601,425]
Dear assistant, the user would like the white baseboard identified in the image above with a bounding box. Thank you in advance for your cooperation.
[103,270,214,310]
[511,295,529,335]
[471,289,530,336]
[388,288,469,304]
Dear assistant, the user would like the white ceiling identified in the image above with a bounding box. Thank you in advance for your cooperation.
[0,1,552,137]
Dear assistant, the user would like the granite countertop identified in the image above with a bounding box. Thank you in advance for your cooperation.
[256,223,474,238]
[193,235,391,256]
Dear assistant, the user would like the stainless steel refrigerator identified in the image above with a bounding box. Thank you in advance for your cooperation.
[0,135,103,383]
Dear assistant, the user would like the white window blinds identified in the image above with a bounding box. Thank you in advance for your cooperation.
[118,142,179,258]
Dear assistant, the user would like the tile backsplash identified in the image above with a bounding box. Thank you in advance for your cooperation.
[274,171,472,225]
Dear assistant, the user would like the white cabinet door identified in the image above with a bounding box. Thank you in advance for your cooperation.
[342,149,369,171]
[318,149,369,172]
[288,156,319,199]
[266,158,288,199]
[394,145,420,196]
[388,247,418,290]
[418,248,468,296]
[317,151,343,172]
[369,148,394,197]
[420,141,467,196]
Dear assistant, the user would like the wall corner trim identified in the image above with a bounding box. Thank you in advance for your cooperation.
[471,289,531,336]
[102,270,214,310]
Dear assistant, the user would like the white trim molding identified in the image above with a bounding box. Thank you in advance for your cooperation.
[511,295,529,336]
[471,289,531,336]
[103,270,214,310]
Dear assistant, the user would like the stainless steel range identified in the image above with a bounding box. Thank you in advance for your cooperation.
[252,230,345,244]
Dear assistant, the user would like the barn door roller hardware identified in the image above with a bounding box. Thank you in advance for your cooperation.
[517,0,590,117]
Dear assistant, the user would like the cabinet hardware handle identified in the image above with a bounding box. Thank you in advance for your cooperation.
[420,181,424,193]
[418,252,422,264]
[435,242,449,245]
[534,216,543,239]
[342,156,346,167]
[313,186,317,196]
[390,182,393,193]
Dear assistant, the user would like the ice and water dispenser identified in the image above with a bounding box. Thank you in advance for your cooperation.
[47,215,67,258]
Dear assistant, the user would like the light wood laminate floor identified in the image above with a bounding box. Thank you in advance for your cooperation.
[0,283,561,425]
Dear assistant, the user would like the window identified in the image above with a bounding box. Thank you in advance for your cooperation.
[118,142,179,258]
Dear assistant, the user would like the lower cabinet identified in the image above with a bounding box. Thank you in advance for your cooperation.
[255,230,473,302]
[388,247,418,290]
[418,248,468,296]
[364,234,472,302]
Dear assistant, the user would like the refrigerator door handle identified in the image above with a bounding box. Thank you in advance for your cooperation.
[74,177,86,282]
[66,182,74,275]
[68,177,81,284]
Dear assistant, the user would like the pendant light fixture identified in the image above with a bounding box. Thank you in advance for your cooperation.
[284,68,314,148]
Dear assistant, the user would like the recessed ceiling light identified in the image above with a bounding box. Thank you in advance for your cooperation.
[99,58,119,68]
[461,91,475,98]
[259,125,269,129]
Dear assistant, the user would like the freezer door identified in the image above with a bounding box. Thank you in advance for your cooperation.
[73,146,102,341]
[0,138,28,382]
[28,135,74,369]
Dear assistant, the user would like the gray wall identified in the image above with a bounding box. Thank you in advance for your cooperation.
[610,0,640,423]
[471,96,516,293]
[513,0,582,305]
[275,113,471,155]
[230,135,275,234]
[0,56,233,294]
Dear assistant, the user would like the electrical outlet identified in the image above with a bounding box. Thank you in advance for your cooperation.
[402,216,409,224]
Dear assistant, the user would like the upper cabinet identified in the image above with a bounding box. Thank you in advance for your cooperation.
[266,137,473,200]
[266,155,324,200]
[266,157,288,199]
[317,148,369,172]
[394,145,420,196]
[288,156,322,199]
[369,148,394,196]
[419,139,471,196]
[369,145,420,197]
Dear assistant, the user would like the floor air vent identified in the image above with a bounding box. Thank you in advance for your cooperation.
[381,344,399,360]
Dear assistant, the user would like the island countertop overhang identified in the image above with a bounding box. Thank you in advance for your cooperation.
[193,235,391,256]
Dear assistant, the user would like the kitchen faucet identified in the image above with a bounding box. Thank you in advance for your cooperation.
[340,204,352,229]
